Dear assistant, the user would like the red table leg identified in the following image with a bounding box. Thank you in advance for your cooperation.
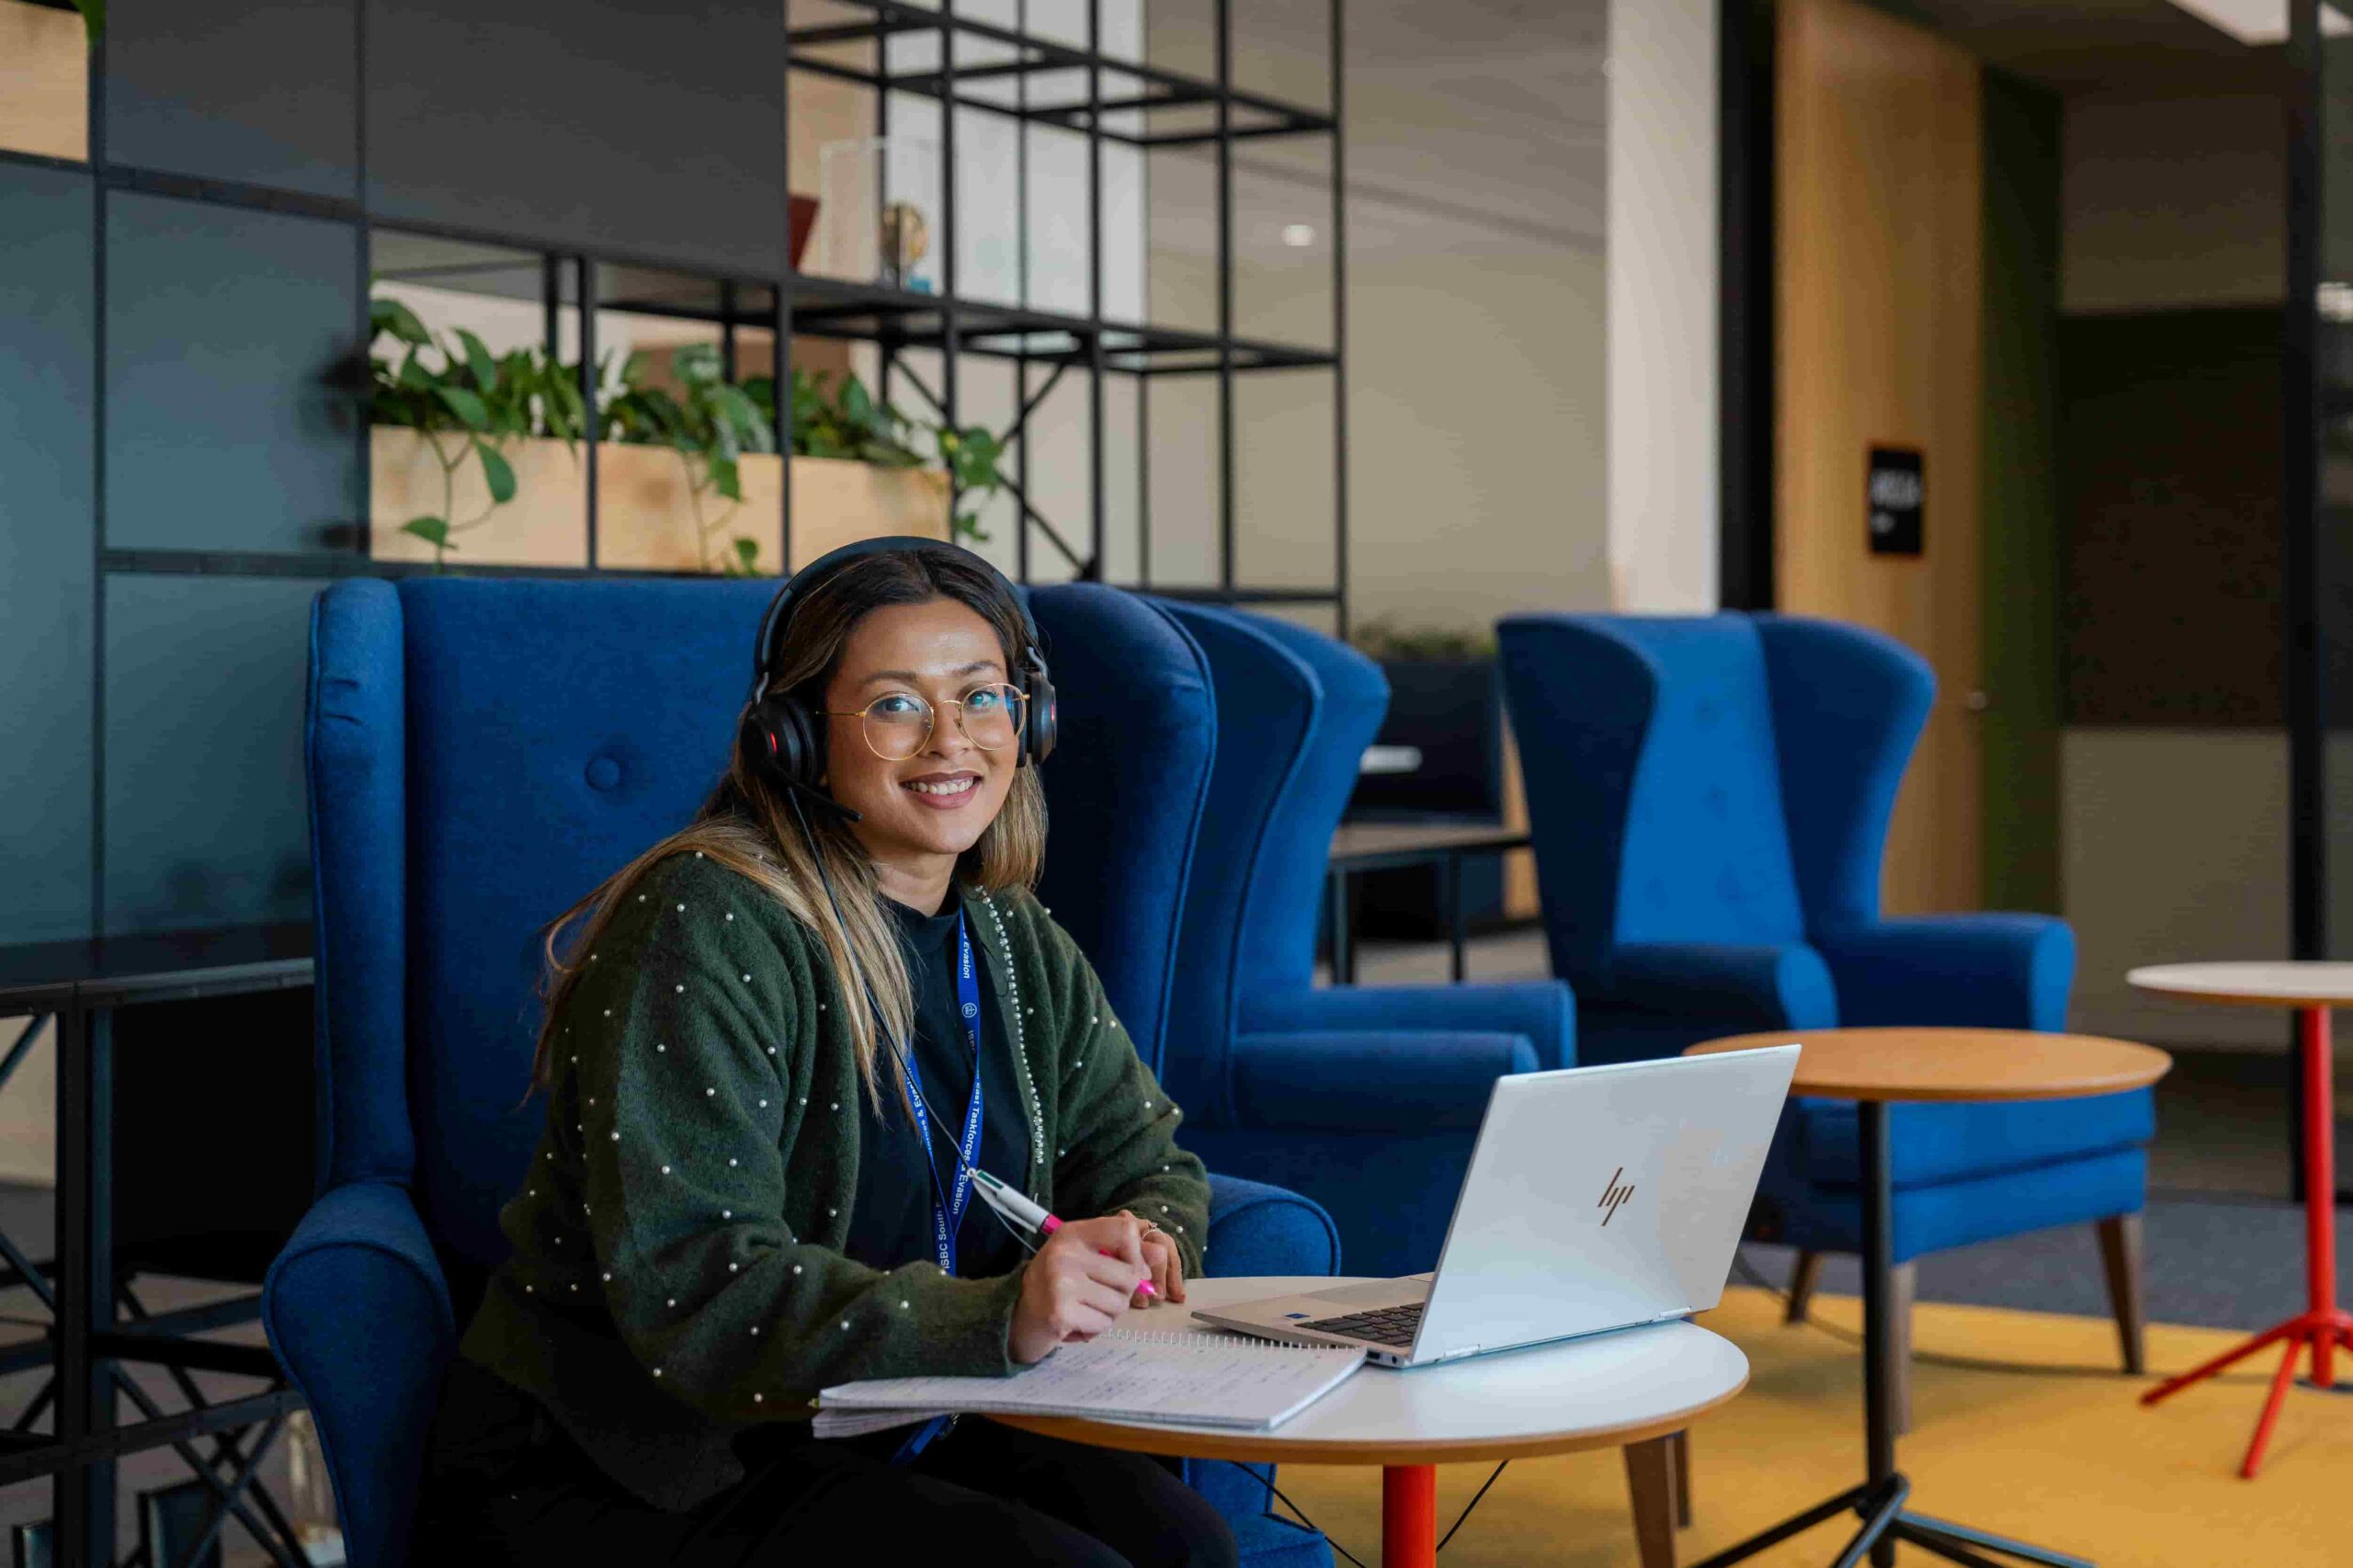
[1381,1464,1438,1568]
[2143,1004,2353,1476]
[2303,1005,2337,1390]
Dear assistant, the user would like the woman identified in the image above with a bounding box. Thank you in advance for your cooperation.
[419,541,1233,1567]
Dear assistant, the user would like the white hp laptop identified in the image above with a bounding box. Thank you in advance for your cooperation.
[1196,1046,1800,1368]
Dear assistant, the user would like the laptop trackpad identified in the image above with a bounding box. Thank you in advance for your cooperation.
[1304,1278,1431,1308]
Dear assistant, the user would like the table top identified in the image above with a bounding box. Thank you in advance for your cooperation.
[1686,1028,2172,1103]
[2127,961,2353,1007]
[1328,821,1532,868]
[0,922,313,1015]
[985,1276,1750,1465]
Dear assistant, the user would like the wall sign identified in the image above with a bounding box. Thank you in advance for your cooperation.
[1867,446,1924,556]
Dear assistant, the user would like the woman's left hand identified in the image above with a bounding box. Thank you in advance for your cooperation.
[1120,1209,1187,1306]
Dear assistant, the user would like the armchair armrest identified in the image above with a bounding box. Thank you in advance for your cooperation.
[262,1181,457,1568]
[1814,915,2075,1031]
[1204,1172,1342,1279]
[1230,1029,1540,1133]
[1608,941,1838,1030]
[1245,979,1575,1070]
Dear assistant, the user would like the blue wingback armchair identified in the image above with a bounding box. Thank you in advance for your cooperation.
[262,575,1335,1568]
[1496,611,2153,1408]
[1151,602,1575,1280]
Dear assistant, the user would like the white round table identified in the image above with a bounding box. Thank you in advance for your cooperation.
[990,1275,1751,1568]
[2127,962,2353,1478]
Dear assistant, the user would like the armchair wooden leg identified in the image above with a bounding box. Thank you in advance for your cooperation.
[1786,1250,1824,1324]
[1881,1261,1915,1437]
[2097,1212,2147,1375]
[1623,1434,1679,1568]
[1669,1426,1692,1528]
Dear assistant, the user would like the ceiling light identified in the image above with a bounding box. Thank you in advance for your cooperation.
[1280,223,1316,248]
[2165,0,2350,44]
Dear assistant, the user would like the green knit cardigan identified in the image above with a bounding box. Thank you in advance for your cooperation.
[459,850,1211,1510]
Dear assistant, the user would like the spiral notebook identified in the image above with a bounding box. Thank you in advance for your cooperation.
[815,1329,1364,1436]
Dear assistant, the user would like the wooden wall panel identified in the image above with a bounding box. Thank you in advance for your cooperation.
[1776,0,1984,914]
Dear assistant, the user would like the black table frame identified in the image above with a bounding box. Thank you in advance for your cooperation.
[1324,826,1531,985]
[1688,1099,2097,1568]
[0,927,313,1568]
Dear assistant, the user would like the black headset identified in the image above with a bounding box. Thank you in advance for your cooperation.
[739,536,1058,818]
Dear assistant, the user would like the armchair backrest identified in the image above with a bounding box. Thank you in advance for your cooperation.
[324,578,776,1274]
[1152,603,1387,1119]
[307,574,1216,1278]
[1495,612,1935,993]
[1026,586,1221,1079]
[1239,615,1390,993]
[1753,614,1935,931]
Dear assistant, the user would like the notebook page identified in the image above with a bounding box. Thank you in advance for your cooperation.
[819,1331,1364,1430]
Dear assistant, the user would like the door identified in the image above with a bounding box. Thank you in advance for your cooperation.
[1775,0,1984,914]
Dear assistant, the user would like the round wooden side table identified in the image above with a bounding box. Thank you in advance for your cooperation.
[1686,1028,2170,1568]
[2127,961,2353,1477]
[990,1274,1751,1568]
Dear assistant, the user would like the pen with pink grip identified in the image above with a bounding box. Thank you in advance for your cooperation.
[971,1168,1156,1299]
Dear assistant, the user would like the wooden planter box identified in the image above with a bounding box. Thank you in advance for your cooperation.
[369,429,949,573]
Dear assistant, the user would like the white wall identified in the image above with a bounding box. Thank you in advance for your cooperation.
[1605,0,1718,613]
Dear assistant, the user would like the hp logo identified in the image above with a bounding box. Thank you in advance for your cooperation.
[1597,1166,1636,1227]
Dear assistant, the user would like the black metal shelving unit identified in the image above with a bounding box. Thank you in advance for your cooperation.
[767,0,1351,622]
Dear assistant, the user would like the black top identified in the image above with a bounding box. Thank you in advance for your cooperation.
[841,894,1029,1279]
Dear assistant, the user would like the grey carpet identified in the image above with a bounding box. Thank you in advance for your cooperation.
[1738,1193,2353,1334]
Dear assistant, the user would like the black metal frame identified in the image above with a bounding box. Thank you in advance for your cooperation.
[1324,827,1532,986]
[1688,1101,2097,1568]
[0,930,315,1567]
[775,0,1348,612]
[1718,0,1774,613]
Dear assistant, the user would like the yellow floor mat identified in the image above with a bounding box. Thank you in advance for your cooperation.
[1269,1286,2353,1567]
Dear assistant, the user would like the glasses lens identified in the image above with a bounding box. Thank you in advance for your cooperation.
[959,683,1028,750]
[862,692,933,760]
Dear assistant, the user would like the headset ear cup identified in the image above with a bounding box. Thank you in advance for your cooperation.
[1025,666,1057,766]
[745,694,822,789]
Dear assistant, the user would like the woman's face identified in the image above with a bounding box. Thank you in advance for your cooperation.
[819,596,1021,870]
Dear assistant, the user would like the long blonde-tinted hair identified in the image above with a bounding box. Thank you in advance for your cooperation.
[526,547,1047,1119]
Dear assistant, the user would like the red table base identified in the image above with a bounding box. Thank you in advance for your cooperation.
[2142,1004,2350,1477]
[1381,1465,1438,1568]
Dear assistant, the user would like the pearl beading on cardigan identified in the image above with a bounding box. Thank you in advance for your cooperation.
[979,893,1047,1189]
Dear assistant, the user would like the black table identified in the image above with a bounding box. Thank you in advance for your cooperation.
[1325,822,1532,984]
[0,924,313,1568]
[1684,1029,2171,1568]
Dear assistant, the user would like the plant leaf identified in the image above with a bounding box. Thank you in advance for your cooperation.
[672,342,722,386]
[709,452,742,501]
[472,439,517,504]
[436,385,490,431]
[370,297,432,347]
[733,537,759,572]
[454,328,497,390]
[401,515,452,548]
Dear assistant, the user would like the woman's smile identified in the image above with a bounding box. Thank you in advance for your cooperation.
[902,769,983,806]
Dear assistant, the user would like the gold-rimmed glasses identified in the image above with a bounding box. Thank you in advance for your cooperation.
[822,682,1029,761]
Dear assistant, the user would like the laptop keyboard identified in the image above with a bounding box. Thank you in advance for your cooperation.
[1300,1301,1425,1347]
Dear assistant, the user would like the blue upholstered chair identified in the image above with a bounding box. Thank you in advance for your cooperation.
[262,575,1336,1568]
[1496,611,2153,1416]
[1152,602,1576,1280]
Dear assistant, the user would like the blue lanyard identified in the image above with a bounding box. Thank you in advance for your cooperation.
[897,911,985,1276]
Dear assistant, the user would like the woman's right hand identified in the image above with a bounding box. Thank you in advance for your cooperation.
[1008,1213,1151,1364]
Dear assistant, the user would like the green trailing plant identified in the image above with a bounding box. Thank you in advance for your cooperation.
[605,344,775,575]
[754,369,1009,545]
[368,296,585,565]
[69,0,103,45]
[1349,619,1497,662]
